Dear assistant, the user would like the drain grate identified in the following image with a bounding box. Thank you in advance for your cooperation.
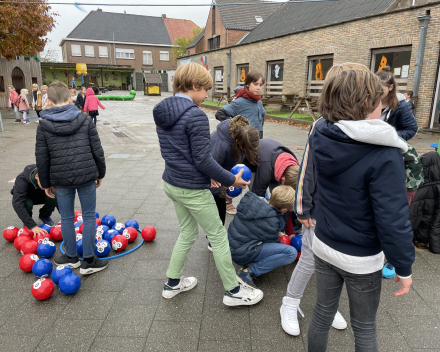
[113,132,126,138]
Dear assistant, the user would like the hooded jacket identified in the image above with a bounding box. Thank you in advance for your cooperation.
[153,96,236,190]
[8,90,18,108]
[228,192,285,265]
[18,94,29,112]
[310,118,414,277]
[76,92,86,108]
[215,87,265,131]
[36,104,106,188]
[11,164,47,229]
[251,138,297,197]
[83,88,105,112]
[381,98,418,141]
[409,152,440,253]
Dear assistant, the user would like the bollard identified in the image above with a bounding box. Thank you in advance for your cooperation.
[0,110,4,132]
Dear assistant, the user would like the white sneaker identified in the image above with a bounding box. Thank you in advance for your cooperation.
[331,311,348,330]
[162,276,198,299]
[223,284,263,306]
[280,296,301,336]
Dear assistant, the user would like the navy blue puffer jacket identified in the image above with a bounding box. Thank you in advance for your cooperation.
[386,101,418,141]
[228,192,285,265]
[154,96,236,189]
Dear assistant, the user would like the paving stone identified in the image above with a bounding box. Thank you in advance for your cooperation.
[250,323,305,351]
[200,308,251,342]
[0,334,43,352]
[129,259,170,279]
[144,321,200,351]
[397,315,440,349]
[117,278,163,306]
[198,340,252,351]
[90,337,147,352]
[60,291,118,320]
[155,293,204,322]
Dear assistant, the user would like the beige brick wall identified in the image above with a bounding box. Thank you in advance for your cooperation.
[62,40,176,72]
[185,5,440,128]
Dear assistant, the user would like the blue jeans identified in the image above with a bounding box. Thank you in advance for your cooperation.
[308,255,382,352]
[55,182,97,259]
[246,243,296,277]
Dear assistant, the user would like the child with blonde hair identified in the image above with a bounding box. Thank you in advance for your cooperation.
[18,89,30,124]
[70,89,77,105]
[41,85,48,110]
[8,85,20,123]
[32,84,43,117]
[153,62,263,306]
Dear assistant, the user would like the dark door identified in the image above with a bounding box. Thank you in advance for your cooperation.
[11,67,25,93]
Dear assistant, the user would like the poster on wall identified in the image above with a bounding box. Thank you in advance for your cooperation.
[394,67,401,76]
[215,70,223,82]
[401,65,410,79]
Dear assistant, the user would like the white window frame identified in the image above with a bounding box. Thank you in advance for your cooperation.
[143,51,153,65]
[71,44,81,57]
[160,51,169,61]
[84,45,95,57]
[370,46,412,71]
[98,46,108,58]
[115,48,135,60]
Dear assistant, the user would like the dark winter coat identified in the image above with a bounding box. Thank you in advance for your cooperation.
[385,101,418,141]
[11,164,45,229]
[228,192,285,265]
[153,96,236,190]
[36,104,106,188]
[76,93,86,108]
[250,138,297,197]
[409,152,440,253]
[311,119,415,277]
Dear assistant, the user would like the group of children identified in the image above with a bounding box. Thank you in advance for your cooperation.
[7,84,48,124]
[154,62,419,351]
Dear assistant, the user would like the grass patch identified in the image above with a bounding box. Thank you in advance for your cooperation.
[203,101,226,107]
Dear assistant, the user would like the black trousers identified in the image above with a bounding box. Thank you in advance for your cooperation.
[213,195,226,225]
[25,192,57,218]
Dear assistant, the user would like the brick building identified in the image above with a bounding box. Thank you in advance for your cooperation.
[186,0,281,55]
[60,10,199,90]
[183,0,440,130]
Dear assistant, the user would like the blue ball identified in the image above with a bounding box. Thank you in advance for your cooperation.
[39,224,52,233]
[103,229,119,243]
[94,240,111,257]
[125,220,139,230]
[231,164,252,182]
[101,215,116,228]
[96,225,109,238]
[76,238,83,256]
[37,240,56,258]
[51,265,73,285]
[226,186,242,198]
[58,273,81,295]
[112,223,125,234]
[95,211,100,219]
[32,259,53,278]
[290,235,303,252]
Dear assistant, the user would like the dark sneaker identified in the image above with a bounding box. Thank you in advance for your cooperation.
[236,268,259,289]
[80,256,109,275]
[54,254,81,268]
[39,215,55,227]
[208,242,212,252]
[13,119,21,123]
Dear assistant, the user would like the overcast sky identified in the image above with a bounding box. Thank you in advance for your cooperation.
[44,0,285,61]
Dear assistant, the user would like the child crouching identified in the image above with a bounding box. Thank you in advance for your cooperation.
[228,185,297,289]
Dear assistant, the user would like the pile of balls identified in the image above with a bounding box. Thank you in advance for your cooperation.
[279,233,303,261]
[3,210,157,301]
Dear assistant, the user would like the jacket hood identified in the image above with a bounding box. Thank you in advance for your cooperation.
[313,119,407,177]
[85,88,95,97]
[39,106,87,136]
[23,164,38,189]
[236,192,282,221]
[216,115,249,144]
[153,96,195,130]
[233,86,242,93]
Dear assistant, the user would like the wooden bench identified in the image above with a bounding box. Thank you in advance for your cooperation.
[213,82,229,106]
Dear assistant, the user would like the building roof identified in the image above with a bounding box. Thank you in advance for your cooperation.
[187,28,205,49]
[241,0,396,45]
[41,62,134,70]
[63,11,173,46]
[216,0,282,31]
[163,17,200,45]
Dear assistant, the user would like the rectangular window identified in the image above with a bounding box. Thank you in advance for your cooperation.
[160,51,169,61]
[71,44,81,57]
[237,64,249,86]
[85,45,95,57]
[266,60,284,96]
[143,51,153,65]
[214,67,224,94]
[99,46,108,58]
[115,48,135,59]
[208,36,220,50]
[307,55,334,96]
[0,76,5,92]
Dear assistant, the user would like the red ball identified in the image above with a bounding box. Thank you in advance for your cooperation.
[31,278,54,300]
[19,253,39,272]
[21,240,38,255]
[33,232,51,244]
[96,218,101,226]
[18,226,32,237]
[79,223,84,234]
[14,235,31,251]
[122,227,138,243]
[74,210,82,222]
[141,226,156,242]
[296,251,301,261]
[50,226,63,241]
[3,226,19,242]
[111,235,128,251]
[280,235,291,245]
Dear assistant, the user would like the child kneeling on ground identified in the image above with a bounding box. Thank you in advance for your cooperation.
[228,185,297,289]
